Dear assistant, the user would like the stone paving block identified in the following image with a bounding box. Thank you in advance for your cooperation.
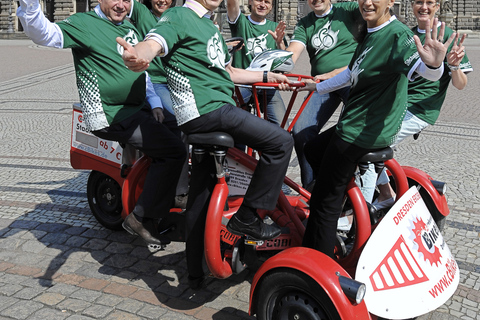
[136,304,169,319]
[113,298,145,314]
[81,304,115,319]
[104,310,143,320]
[34,292,66,306]
[70,288,103,302]
[0,300,43,319]
[0,295,19,312]
[56,298,92,313]
[28,308,71,320]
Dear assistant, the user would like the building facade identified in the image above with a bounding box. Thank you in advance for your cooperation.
[1,0,479,36]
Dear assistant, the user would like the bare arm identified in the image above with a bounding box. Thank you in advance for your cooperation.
[226,0,241,23]
[286,41,305,64]
[313,66,348,81]
[116,37,164,72]
[226,64,290,89]
[447,33,468,90]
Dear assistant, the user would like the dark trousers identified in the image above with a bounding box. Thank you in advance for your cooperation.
[302,127,371,257]
[92,107,186,220]
[181,104,294,277]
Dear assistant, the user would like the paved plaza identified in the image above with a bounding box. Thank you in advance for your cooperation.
[0,37,479,320]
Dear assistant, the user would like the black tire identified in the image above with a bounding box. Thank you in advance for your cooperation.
[87,171,124,230]
[254,269,341,320]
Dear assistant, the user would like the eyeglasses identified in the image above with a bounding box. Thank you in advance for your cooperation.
[413,1,438,8]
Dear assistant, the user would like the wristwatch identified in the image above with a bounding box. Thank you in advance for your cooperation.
[448,64,460,71]
[263,71,268,83]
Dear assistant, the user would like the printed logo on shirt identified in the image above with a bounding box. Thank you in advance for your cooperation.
[351,46,373,88]
[246,34,269,57]
[117,30,139,56]
[311,21,339,54]
[207,33,226,70]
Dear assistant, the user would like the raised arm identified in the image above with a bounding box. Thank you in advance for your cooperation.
[226,0,241,23]
[268,21,286,50]
[17,0,63,48]
[414,18,455,71]
[447,33,468,90]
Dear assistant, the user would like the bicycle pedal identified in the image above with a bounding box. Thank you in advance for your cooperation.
[147,243,166,252]
[244,237,264,246]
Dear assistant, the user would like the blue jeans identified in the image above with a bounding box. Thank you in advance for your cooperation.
[292,87,350,188]
[153,83,189,195]
[236,87,287,126]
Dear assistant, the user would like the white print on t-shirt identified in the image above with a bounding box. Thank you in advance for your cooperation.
[350,46,373,88]
[246,34,268,57]
[207,33,226,70]
[117,29,139,56]
[312,21,339,54]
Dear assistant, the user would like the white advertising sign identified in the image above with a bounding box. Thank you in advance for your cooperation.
[71,109,124,165]
[355,187,458,319]
[225,155,253,196]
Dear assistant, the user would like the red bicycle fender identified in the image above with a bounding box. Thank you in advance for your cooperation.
[70,149,124,187]
[249,247,371,319]
[121,156,151,219]
[402,166,450,217]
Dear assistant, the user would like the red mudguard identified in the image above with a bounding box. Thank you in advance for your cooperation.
[249,247,371,319]
[402,166,449,217]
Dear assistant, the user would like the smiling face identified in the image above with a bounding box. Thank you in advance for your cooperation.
[150,0,173,17]
[249,0,273,22]
[357,0,395,28]
[412,0,439,28]
[98,0,131,24]
[308,0,332,16]
[197,0,223,11]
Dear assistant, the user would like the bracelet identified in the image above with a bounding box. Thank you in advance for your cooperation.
[447,64,460,71]
[263,71,268,83]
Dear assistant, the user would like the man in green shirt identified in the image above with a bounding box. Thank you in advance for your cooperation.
[17,0,186,251]
[227,0,287,126]
[286,0,364,189]
[117,0,293,288]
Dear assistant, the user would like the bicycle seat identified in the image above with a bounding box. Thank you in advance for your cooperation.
[187,132,235,149]
[358,147,394,175]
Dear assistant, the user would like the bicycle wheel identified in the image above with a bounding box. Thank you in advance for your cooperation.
[87,171,123,230]
[254,269,341,320]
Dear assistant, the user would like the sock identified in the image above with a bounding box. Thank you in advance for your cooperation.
[236,205,257,223]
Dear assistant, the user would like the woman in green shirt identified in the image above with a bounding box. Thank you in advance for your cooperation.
[298,0,454,257]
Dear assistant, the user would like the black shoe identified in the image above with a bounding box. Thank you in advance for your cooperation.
[226,214,281,240]
[188,275,206,290]
[123,214,171,251]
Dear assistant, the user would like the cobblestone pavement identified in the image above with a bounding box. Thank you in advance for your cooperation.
[0,38,479,320]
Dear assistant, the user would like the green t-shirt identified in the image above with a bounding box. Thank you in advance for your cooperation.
[58,11,145,131]
[229,13,279,69]
[128,1,168,84]
[290,2,362,76]
[149,7,235,126]
[337,18,420,149]
[408,25,472,125]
